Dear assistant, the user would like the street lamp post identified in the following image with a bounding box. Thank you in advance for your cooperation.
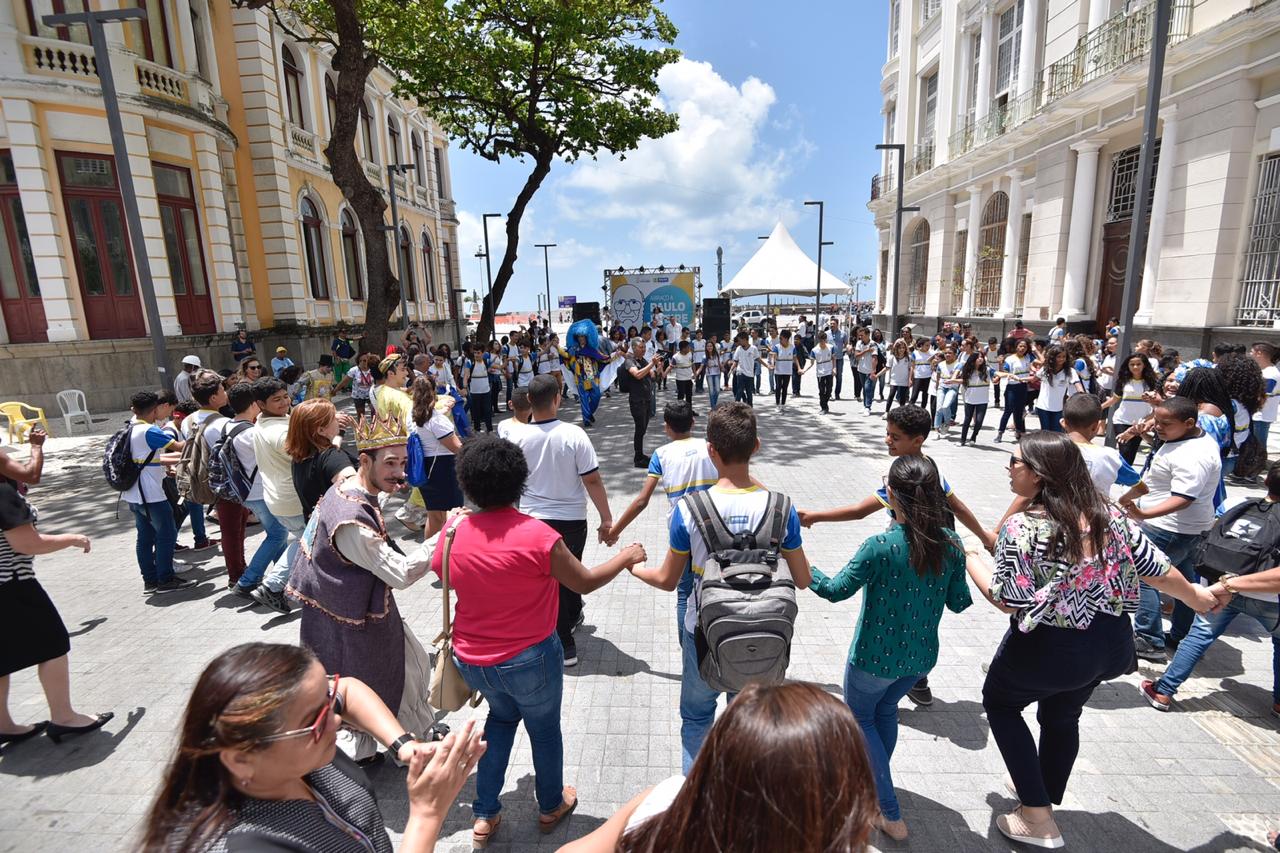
[452,286,466,348]
[875,144,919,336]
[44,7,171,387]
[481,213,502,340]
[382,163,415,332]
[535,242,556,327]
[804,201,827,327]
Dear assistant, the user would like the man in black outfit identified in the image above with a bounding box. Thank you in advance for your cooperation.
[625,337,658,467]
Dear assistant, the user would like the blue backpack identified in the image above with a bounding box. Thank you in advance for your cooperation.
[406,432,428,488]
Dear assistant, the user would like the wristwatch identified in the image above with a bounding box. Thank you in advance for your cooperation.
[388,732,417,754]
[1220,574,1239,595]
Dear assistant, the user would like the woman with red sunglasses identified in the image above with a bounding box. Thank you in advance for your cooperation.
[140,643,485,853]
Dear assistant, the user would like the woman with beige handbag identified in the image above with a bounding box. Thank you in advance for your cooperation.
[435,436,646,849]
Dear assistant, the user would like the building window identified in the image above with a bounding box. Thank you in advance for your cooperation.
[361,102,376,163]
[907,220,930,314]
[921,0,941,24]
[282,45,305,128]
[968,32,981,120]
[301,197,329,300]
[919,72,938,147]
[1015,212,1032,311]
[189,1,209,79]
[889,0,900,57]
[421,233,436,302]
[994,0,1024,98]
[974,191,1009,315]
[340,210,363,300]
[1238,153,1280,327]
[135,0,173,67]
[325,76,338,136]
[0,151,46,343]
[154,163,214,334]
[387,115,400,165]
[952,228,967,315]
[433,147,446,199]
[1106,141,1161,222]
[442,242,454,318]
[412,134,426,188]
[398,226,415,303]
[26,0,90,44]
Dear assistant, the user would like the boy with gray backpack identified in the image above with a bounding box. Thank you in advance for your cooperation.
[630,402,810,773]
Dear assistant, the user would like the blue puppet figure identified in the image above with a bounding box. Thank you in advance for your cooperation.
[564,319,613,427]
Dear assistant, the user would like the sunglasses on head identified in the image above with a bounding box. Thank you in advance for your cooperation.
[258,675,342,745]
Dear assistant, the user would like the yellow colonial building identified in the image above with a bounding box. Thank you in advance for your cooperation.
[0,0,461,409]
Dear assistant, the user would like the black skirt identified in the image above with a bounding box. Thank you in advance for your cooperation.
[421,454,463,511]
[0,578,70,676]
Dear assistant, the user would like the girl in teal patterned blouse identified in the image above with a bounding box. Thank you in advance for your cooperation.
[809,455,973,843]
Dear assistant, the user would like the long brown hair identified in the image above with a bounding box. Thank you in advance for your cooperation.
[621,682,876,853]
[1018,431,1111,563]
[139,644,316,853]
[887,455,961,576]
[283,398,336,462]
[411,375,438,427]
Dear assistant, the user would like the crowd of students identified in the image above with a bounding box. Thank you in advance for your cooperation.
[6,311,1280,852]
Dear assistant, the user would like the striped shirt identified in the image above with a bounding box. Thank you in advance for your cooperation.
[0,481,35,583]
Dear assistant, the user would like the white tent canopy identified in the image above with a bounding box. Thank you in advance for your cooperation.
[720,221,851,300]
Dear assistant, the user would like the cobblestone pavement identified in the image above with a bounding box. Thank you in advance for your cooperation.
[3,377,1280,852]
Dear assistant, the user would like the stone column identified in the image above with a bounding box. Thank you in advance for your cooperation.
[1135,106,1178,325]
[956,29,974,121]
[1059,140,1105,319]
[974,8,997,120]
[193,132,243,330]
[961,185,983,315]
[1017,0,1042,100]
[120,112,182,336]
[997,169,1026,317]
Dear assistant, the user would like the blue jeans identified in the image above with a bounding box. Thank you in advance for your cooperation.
[680,626,735,773]
[732,373,753,405]
[675,562,695,640]
[934,387,958,429]
[1036,407,1063,432]
[183,499,207,543]
[860,370,876,411]
[844,664,920,822]
[1156,594,1280,700]
[1255,419,1272,451]
[834,359,844,397]
[707,377,720,409]
[1135,524,1202,649]
[237,499,289,589]
[455,633,565,819]
[129,500,177,585]
[264,511,306,592]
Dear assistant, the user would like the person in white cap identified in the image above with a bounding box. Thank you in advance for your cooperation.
[174,355,201,404]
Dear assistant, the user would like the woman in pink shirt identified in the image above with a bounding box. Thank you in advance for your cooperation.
[438,436,645,848]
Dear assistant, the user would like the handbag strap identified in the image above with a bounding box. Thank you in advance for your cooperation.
[439,521,459,640]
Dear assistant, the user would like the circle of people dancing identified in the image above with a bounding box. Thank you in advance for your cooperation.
[5,311,1280,852]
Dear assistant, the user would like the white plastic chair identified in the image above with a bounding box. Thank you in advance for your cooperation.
[56,390,92,434]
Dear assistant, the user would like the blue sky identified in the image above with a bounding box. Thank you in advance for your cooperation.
[450,0,889,312]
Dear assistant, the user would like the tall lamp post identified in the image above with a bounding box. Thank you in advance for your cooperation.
[382,163,415,331]
[875,143,919,336]
[481,213,502,340]
[44,7,171,386]
[804,200,828,326]
[535,242,556,326]
[451,286,466,348]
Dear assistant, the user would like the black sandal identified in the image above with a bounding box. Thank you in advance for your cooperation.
[46,712,113,744]
[0,721,48,747]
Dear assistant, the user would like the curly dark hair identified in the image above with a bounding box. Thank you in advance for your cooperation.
[1178,367,1234,418]
[456,436,527,509]
[1217,352,1265,414]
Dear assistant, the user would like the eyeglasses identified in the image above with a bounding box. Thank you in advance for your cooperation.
[1006,454,1024,470]
[246,364,263,371]
[259,675,341,744]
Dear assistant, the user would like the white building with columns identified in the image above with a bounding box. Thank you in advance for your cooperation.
[870,0,1280,351]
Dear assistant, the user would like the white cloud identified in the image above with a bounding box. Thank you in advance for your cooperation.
[557,57,807,255]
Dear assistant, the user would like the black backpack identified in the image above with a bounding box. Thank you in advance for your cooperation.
[684,490,797,693]
[1194,499,1280,583]
[103,421,157,494]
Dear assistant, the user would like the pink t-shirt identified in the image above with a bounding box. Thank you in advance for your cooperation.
[433,507,562,666]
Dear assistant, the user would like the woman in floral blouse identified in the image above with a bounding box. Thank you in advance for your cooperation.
[965,431,1216,850]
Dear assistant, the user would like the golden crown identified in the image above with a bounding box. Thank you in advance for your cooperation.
[355,411,408,451]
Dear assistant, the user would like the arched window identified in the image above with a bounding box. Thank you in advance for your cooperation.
[975,191,1009,315]
[325,75,338,135]
[281,46,305,128]
[411,132,425,188]
[360,101,376,163]
[398,225,415,303]
[340,210,363,300]
[387,115,400,164]
[421,232,436,302]
[300,197,329,299]
[907,219,930,314]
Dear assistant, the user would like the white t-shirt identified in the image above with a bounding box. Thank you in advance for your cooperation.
[1002,354,1032,384]
[647,438,719,505]
[1049,326,1067,341]
[623,775,685,835]
[813,346,835,377]
[1113,380,1152,425]
[1076,441,1139,497]
[855,341,876,374]
[733,345,759,377]
[1096,354,1117,392]
[515,355,535,388]
[510,419,599,521]
[466,358,491,395]
[771,343,795,376]
[415,410,456,457]
[122,419,176,505]
[669,485,803,635]
[1036,368,1080,413]
[253,414,301,518]
[704,350,721,376]
[231,422,264,502]
[1141,432,1223,535]
[346,365,374,400]
[935,360,960,392]
[671,352,694,381]
[963,369,992,405]
[691,346,706,367]
[911,349,934,379]
[1260,364,1280,423]
[888,353,911,387]
[429,363,456,389]
[496,418,532,442]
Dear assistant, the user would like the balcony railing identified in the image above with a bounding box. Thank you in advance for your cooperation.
[439,198,457,221]
[363,160,383,183]
[904,141,935,182]
[949,116,976,159]
[1045,0,1193,103]
[21,35,97,82]
[135,58,188,104]
[870,169,896,203]
[287,123,317,158]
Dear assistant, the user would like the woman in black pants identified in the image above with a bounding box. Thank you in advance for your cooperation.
[957,352,993,446]
[964,433,1214,849]
[908,339,933,408]
[995,338,1032,442]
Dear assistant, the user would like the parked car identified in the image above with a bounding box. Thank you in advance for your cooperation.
[734,308,766,328]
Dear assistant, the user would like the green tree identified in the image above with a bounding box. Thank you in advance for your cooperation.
[400,0,681,341]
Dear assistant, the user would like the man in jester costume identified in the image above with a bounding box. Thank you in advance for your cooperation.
[562,319,620,427]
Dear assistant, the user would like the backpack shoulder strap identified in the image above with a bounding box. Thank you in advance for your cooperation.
[753,491,791,555]
[683,489,732,554]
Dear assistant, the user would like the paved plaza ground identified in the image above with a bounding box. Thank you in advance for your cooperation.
[3,376,1280,852]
